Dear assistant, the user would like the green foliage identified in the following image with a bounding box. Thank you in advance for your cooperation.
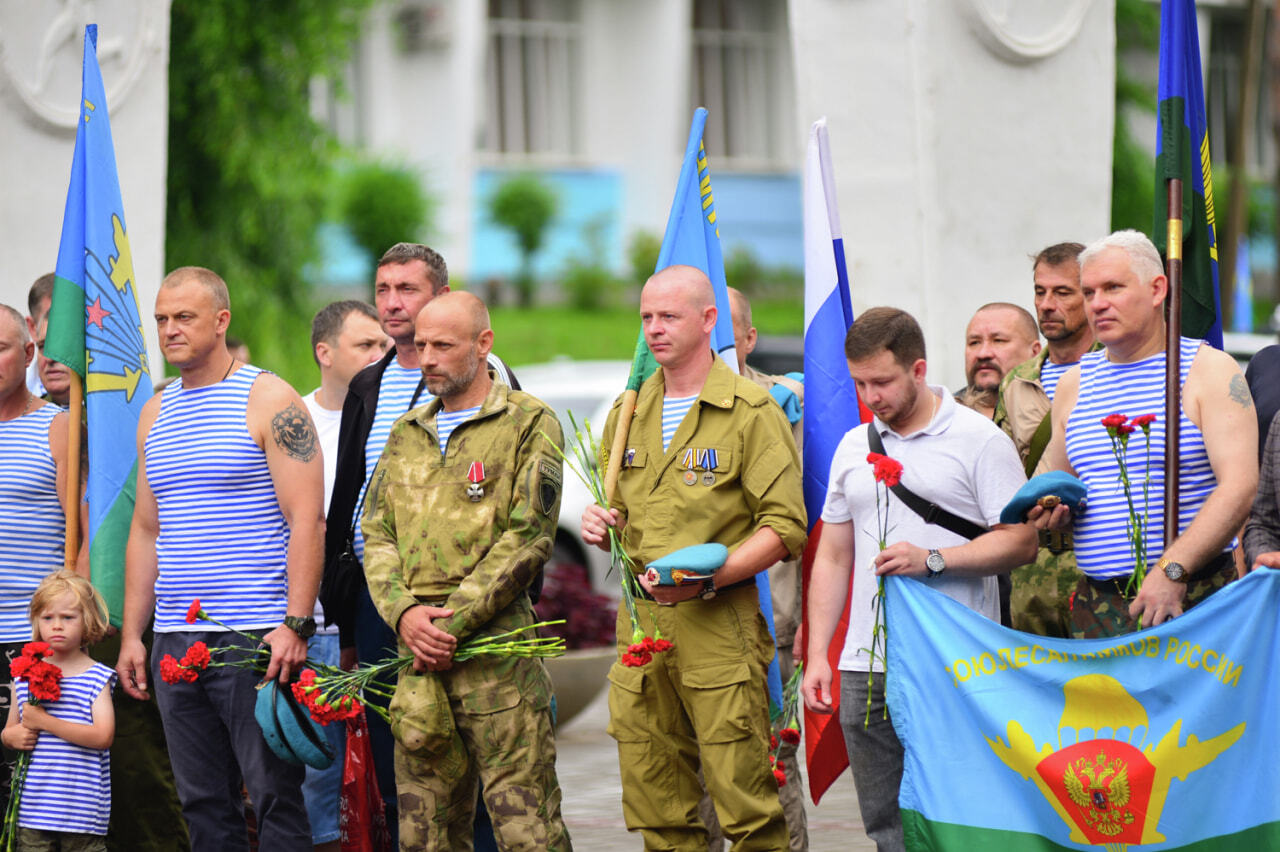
[625,230,662,283]
[487,174,558,307]
[165,0,374,390]
[1111,0,1160,232]
[337,160,435,277]
[559,219,621,311]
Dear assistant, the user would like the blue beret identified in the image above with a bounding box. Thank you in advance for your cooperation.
[255,680,336,770]
[643,543,729,586]
[999,471,1087,525]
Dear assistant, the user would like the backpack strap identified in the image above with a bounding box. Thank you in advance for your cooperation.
[867,428,989,541]
[1024,411,1053,479]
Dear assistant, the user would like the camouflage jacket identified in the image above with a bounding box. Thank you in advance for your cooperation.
[602,356,806,570]
[362,378,564,642]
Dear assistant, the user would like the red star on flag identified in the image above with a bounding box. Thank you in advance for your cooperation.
[86,297,111,329]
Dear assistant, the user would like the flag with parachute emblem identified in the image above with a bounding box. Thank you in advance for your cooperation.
[44,25,152,627]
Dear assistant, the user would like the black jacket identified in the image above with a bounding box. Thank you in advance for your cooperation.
[320,348,523,645]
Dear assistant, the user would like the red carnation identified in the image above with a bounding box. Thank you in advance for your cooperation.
[1100,413,1128,430]
[866,452,884,465]
[10,655,33,679]
[627,643,646,655]
[29,667,61,702]
[872,456,903,487]
[159,654,198,685]
[653,639,674,653]
[641,636,656,652]
[22,641,51,659]
[773,768,787,786]
[1117,423,1135,436]
[779,727,801,745]
[1131,413,1157,431]
[180,642,211,671]
[185,599,203,625]
[770,734,779,750]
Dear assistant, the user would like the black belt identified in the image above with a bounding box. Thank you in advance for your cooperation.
[1038,528,1073,554]
[635,577,755,602]
[1084,551,1235,591]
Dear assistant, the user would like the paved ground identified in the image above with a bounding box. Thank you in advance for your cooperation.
[555,688,874,851]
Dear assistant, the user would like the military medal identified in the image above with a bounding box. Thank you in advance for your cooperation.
[467,460,485,501]
[702,471,715,486]
[683,470,697,486]
[699,448,717,485]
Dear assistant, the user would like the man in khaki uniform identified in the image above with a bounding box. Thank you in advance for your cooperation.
[362,292,571,851]
[582,266,806,852]
[993,242,1097,637]
[955,302,1040,420]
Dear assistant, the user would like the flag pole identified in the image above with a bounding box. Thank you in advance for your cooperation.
[65,371,83,569]
[1164,180,1183,548]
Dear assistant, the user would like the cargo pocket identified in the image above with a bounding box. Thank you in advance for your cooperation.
[605,662,649,744]
[681,661,753,744]
[389,671,456,759]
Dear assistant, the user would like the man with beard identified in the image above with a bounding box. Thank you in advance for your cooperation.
[994,242,1099,636]
[803,307,1036,852]
[361,292,571,849]
[956,302,1040,419]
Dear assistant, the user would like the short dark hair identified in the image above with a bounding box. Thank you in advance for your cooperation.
[844,307,926,369]
[28,273,55,320]
[1033,242,1085,272]
[310,300,379,364]
[377,243,448,292]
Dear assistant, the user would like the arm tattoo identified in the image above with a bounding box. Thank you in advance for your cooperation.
[1229,374,1254,410]
[271,403,318,462]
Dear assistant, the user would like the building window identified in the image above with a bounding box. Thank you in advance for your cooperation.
[482,0,581,158]
[691,0,793,168]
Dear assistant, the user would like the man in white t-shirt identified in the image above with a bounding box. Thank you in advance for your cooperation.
[301,299,386,852]
[802,307,1036,852]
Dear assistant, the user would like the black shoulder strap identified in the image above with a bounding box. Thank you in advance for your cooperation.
[1024,411,1053,479]
[867,428,989,541]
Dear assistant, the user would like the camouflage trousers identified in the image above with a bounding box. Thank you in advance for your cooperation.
[390,602,571,852]
[607,584,787,852]
[1009,544,1081,639]
[1069,553,1237,639]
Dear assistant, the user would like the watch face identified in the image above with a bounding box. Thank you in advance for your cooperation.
[926,551,945,575]
[1164,562,1187,581]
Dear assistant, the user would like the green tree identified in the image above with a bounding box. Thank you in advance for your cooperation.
[1111,0,1160,233]
[337,159,435,283]
[165,0,374,389]
[487,174,558,307]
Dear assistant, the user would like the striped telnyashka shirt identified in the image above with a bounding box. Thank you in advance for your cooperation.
[1065,337,1228,579]
[0,403,64,642]
[145,366,289,631]
[352,362,424,561]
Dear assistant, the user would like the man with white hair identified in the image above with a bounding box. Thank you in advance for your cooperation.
[1034,230,1257,637]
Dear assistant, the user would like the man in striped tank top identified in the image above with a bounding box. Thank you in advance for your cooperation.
[1033,231,1258,638]
[116,268,325,851]
[0,304,82,817]
[362,292,571,849]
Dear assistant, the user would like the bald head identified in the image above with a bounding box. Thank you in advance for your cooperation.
[0,305,29,345]
[640,265,718,372]
[644,265,715,312]
[161,266,230,312]
[727,287,756,371]
[415,291,491,340]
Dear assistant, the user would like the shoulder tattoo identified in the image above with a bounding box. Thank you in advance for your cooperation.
[1229,374,1254,410]
[271,402,318,461]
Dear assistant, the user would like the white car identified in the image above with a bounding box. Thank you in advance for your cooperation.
[516,358,633,599]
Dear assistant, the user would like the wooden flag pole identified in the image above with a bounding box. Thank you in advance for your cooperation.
[603,390,638,503]
[65,370,84,569]
[1164,179,1183,548]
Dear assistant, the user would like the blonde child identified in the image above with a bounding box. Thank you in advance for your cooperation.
[1,570,115,851]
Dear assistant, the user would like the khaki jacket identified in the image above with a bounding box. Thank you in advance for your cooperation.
[995,350,1053,476]
[602,356,807,570]
[362,376,564,641]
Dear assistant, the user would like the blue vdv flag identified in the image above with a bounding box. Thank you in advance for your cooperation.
[1154,0,1224,348]
[887,570,1280,849]
[44,25,153,627]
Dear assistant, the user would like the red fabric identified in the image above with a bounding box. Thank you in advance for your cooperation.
[340,709,392,852]
[799,519,853,805]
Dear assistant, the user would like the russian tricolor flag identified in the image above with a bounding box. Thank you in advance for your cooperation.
[800,118,868,804]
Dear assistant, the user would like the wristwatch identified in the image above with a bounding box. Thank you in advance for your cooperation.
[926,549,946,578]
[283,615,316,639]
[1157,557,1190,583]
[699,577,718,600]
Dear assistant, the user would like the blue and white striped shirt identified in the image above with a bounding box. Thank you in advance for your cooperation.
[145,366,290,631]
[435,406,481,455]
[17,662,115,835]
[661,395,698,452]
[0,403,64,642]
[353,362,427,561]
[1066,337,1227,579]
[1039,357,1074,403]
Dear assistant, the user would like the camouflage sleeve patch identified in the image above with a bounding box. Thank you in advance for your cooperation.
[538,458,561,517]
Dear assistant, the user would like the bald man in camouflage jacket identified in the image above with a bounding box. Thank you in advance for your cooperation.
[362,292,571,851]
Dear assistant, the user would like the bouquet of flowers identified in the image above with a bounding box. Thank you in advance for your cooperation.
[767,663,803,787]
[548,413,674,668]
[864,451,902,725]
[161,601,567,724]
[1100,413,1157,596]
[2,642,63,851]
